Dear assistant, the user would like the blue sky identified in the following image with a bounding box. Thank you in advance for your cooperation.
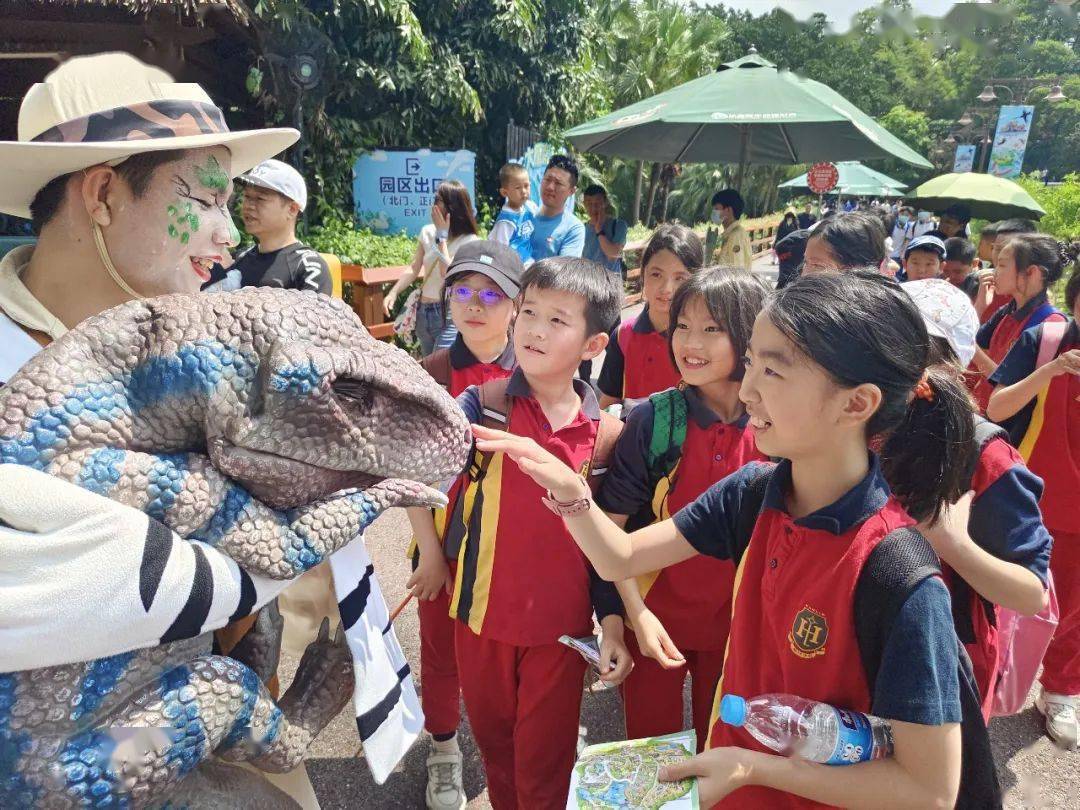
[699,1,960,32]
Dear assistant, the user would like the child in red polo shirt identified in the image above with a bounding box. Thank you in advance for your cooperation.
[971,233,1065,411]
[405,240,520,810]
[905,278,1051,722]
[445,257,632,809]
[595,268,768,748]
[598,224,704,415]
[479,272,978,808]
[989,256,1080,749]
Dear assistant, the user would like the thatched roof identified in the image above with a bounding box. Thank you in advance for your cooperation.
[38,0,252,25]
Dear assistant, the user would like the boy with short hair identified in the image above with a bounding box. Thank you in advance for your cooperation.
[943,237,982,303]
[902,234,946,282]
[407,239,522,810]
[489,163,536,263]
[449,257,632,808]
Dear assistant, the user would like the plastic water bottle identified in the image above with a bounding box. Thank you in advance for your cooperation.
[720,693,893,765]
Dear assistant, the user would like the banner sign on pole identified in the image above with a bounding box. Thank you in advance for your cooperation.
[807,162,839,195]
[353,149,476,237]
[953,144,977,173]
[987,105,1035,178]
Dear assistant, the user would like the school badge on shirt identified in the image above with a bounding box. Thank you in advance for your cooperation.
[789,605,828,659]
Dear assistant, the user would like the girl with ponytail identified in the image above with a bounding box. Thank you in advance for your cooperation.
[904,278,1051,722]
[988,246,1080,749]
[473,271,974,808]
[971,232,1068,411]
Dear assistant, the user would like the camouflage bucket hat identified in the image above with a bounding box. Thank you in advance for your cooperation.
[0,52,300,219]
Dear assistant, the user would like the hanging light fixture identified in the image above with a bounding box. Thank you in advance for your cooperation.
[958,111,973,126]
[1047,84,1067,102]
[944,133,956,144]
[977,85,997,103]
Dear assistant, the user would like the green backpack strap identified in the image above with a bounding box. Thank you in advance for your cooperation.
[647,386,688,483]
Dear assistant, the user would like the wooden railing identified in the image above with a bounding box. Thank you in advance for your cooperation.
[342,218,780,340]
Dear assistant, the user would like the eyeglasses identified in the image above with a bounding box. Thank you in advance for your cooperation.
[449,285,508,306]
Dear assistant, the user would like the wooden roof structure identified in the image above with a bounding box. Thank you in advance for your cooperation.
[0,0,261,140]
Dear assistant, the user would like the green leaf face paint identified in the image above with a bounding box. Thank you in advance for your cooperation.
[194,155,229,193]
[166,202,200,245]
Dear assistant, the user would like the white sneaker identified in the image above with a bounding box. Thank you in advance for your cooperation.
[1036,689,1078,750]
[425,749,466,810]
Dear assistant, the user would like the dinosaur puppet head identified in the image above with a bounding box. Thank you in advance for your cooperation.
[0,289,472,510]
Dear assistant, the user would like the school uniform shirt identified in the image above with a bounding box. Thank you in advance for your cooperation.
[716,220,752,271]
[445,369,622,645]
[972,292,1064,411]
[433,335,516,398]
[980,292,1012,325]
[673,457,961,809]
[992,320,1080,535]
[205,242,331,295]
[595,387,766,650]
[597,306,680,408]
[947,431,1052,716]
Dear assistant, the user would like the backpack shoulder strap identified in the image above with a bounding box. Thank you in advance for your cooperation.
[476,377,512,430]
[1036,319,1069,368]
[732,464,774,563]
[854,527,941,687]
[647,387,688,476]
[586,411,624,494]
[422,348,453,389]
[854,527,1003,809]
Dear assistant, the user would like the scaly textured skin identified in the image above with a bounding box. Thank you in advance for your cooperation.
[0,290,471,808]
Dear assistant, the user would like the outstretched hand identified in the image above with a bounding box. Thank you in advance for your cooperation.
[472,424,585,501]
[633,608,686,669]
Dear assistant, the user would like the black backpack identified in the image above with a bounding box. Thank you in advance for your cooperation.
[732,467,1002,809]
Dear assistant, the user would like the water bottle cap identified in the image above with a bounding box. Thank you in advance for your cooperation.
[720,694,747,727]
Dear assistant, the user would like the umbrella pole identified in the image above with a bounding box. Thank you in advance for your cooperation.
[735,126,751,195]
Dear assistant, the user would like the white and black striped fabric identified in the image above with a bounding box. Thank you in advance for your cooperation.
[0,464,421,783]
[329,542,423,784]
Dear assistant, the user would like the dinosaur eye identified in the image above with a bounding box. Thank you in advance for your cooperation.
[332,377,374,411]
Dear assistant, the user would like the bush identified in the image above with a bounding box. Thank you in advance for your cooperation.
[1015,173,1080,242]
[304,217,417,266]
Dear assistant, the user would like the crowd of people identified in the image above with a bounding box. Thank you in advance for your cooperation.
[1,52,1078,810]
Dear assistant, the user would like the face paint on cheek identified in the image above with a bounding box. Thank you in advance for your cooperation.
[166,202,200,246]
[194,155,230,193]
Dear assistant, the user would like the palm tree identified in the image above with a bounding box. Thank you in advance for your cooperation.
[592,0,729,224]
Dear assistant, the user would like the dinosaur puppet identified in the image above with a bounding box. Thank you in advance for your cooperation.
[0,289,471,807]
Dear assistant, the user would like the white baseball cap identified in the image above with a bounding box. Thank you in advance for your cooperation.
[903,278,979,367]
[240,158,308,211]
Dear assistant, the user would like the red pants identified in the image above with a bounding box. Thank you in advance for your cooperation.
[1042,530,1080,695]
[418,590,460,736]
[455,625,586,810]
[621,631,724,751]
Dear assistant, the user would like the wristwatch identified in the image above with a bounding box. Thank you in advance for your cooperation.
[541,475,591,517]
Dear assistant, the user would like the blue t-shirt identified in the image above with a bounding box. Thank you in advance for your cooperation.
[530,210,586,261]
[583,217,628,276]
[492,202,536,263]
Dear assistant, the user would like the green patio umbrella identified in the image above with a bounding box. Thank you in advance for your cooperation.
[564,48,932,183]
[909,173,1045,221]
[778,161,907,197]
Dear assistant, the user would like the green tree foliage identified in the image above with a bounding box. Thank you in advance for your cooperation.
[1015,173,1080,241]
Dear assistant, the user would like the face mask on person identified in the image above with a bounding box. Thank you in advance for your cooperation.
[710,209,723,226]
[897,215,910,226]
[918,211,931,223]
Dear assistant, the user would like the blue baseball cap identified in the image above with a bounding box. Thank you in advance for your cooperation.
[904,234,946,259]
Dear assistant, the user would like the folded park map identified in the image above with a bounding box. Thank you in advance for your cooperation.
[567,729,700,809]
